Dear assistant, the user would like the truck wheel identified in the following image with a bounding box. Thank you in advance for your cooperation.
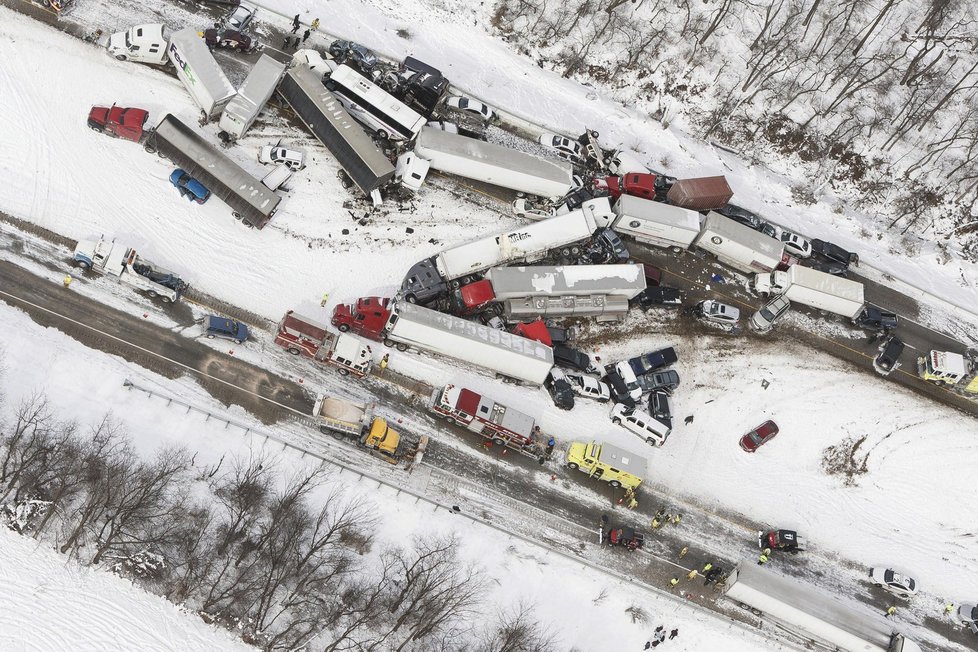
[492,437,506,446]
[395,342,408,352]
[161,296,173,303]
[612,417,621,425]
[115,54,129,61]
[609,480,621,488]
[319,426,332,435]
[232,211,242,221]
[444,416,456,425]
[75,260,91,270]
[337,368,350,376]
[147,290,158,298]
[337,324,350,333]
[143,143,156,154]
[405,294,417,304]
[383,338,395,347]
[207,334,215,339]
[567,462,579,470]
[377,129,389,140]
[646,437,657,445]
[89,123,103,133]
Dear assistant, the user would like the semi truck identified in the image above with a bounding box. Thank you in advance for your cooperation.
[400,208,600,305]
[694,211,791,275]
[219,54,288,141]
[566,442,645,490]
[610,195,702,250]
[106,24,169,64]
[274,311,373,378]
[331,298,555,385]
[666,175,733,211]
[505,294,631,321]
[166,28,237,120]
[723,564,922,652]
[429,384,550,460]
[485,264,647,301]
[278,64,395,202]
[73,238,187,303]
[917,350,978,393]
[752,265,865,319]
[413,126,577,199]
[312,395,427,466]
[143,114,281,229]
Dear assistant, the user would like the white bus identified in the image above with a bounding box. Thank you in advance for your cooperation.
[325,64,426,142]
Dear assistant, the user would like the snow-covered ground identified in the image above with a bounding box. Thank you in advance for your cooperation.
[1,1,977,649]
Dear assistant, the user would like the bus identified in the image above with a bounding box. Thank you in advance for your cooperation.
[325,64,426,141]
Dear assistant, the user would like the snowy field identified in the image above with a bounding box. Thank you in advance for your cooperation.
[0,1,977,650]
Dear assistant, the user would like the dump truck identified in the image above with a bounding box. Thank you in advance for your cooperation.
[73,238,187,303]
[666,175,733,211]
[752,265,865,319]
[429,384,550,461]
[566,442,645,490]
[917,350,978,392]
[312,395,427,466]
[723,564,922,652]
[274,311,373,378]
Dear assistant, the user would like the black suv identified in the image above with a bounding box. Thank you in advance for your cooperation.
[873,336,905,376]
[553,345,597,374]
[545,369,575,410]
[854,306,898,331]
[810,239,859,272]
[648,389,672,425]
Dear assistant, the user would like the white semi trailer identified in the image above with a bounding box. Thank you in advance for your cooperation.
[166,28,236,120]
[752,265,865,319]
[724,564,922,652]
[694,210,788,275]
[610,195,702,250]
[413,126,577,199]
[219,55,288,141]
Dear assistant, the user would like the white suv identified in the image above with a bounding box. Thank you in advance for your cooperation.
[259,146,305,170]
[610,403,671,446]
[695,299,740,326]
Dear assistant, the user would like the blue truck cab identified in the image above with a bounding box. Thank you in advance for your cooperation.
[204,315,249,344]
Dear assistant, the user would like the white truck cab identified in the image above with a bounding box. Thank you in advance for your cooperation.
[107,24,168,65]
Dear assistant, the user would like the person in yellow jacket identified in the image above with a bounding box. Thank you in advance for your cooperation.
[885,606,897,618]
[63,274,73,288]
[668,577,679,588]
[757,553,769,565]
[311,18,320,30]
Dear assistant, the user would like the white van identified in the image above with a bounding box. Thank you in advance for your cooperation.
[261,164,293,191]
[610,403,671,446]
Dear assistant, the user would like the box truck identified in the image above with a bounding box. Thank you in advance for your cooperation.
[610,195,702,250]
[694,211,789,274]
[166,28,236,120]
[219,55,288,141]
[723,564,921,652]
[331,299,554,385]
[751,265,865,319]
[413,126,577,199]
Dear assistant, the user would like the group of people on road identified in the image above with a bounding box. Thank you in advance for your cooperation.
[650,508,682,530]
[643,625,679,648]
[282,14,320,51]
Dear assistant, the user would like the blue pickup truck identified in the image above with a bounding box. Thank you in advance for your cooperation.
[204,315,249,344]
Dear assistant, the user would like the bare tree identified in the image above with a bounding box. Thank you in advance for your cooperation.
[477,602,560,652]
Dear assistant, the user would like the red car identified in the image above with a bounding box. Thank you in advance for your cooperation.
[739,420,779,452]
[87,105,148,142]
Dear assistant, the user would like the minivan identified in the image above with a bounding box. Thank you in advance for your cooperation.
[610,403,671,446]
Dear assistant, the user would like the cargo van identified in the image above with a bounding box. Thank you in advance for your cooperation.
[566,441,645,489]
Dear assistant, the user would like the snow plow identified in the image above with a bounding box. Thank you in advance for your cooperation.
[312,395,428,468]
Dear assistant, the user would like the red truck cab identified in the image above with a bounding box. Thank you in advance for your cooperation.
[451,279,495,316]
[87,105,149,142]
[331,296,393,340]
[593,173,657,200]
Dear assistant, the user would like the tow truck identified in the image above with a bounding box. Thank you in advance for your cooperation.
[73,238,187,303]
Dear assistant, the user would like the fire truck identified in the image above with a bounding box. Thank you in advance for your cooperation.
[274,311,373,378]
[428,384,551,460]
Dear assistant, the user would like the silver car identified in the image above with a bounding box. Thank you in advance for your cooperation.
[956,603,978,633]
[749,295,791,333]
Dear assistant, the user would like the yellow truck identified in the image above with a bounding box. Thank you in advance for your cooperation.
[313,395,427,466]
[566,441,646,490]
[917,350,978,393]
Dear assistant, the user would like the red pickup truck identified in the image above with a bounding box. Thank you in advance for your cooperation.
[87,105,149,142]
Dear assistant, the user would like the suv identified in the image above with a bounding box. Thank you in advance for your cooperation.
[553,345,597,373]
[810,238,859,269]
[715,204,761,230]
[749,295,791,333]
[612,362,644,401]
[610,403,671,446]
[873,336,905,376]
[854,306,898,331]
[204,315,249,344]
[545,368,575,410]
[259,146,305,171]
[648,389,672,425]
[627,347,678,376]
[604,371,636,408]
[695,299,740,327]
[636,369,680,393]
